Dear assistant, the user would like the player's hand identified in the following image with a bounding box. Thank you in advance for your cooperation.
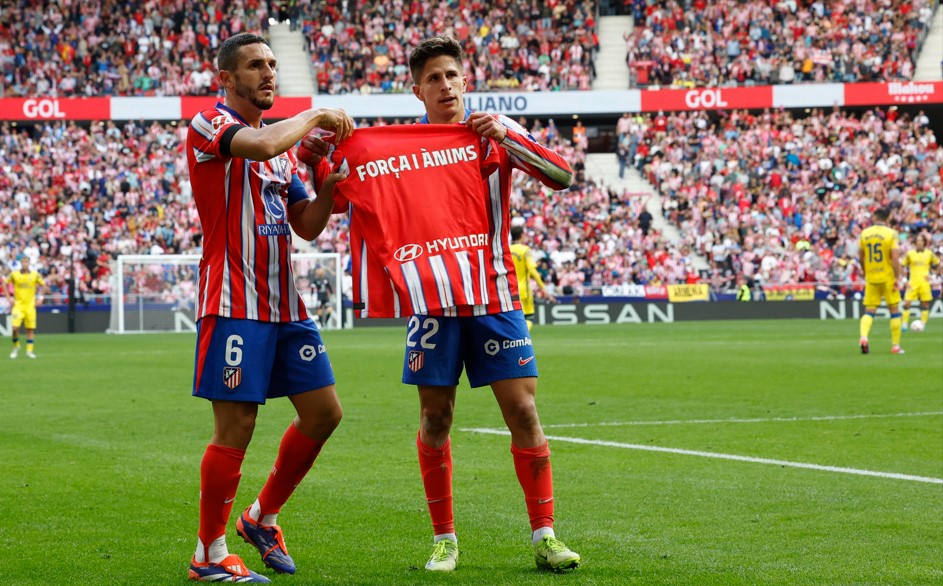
[314,108,354,142]
[320,146,350,189]
[297,132,329,167]
[322,168,349,188]
[466,112,507,142]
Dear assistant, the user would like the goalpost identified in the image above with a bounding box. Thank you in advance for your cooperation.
[108,253,344,334]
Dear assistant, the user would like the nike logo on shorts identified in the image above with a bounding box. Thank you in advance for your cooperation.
[519,356,535,366]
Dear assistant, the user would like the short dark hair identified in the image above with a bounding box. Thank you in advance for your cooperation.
[408,36,463,83]
[217,33,269,72]
[873,207,890,221]
[511,225,524,241]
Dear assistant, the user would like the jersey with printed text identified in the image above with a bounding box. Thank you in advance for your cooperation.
[7,270,44,308]
[328,125,506,317]
[859,225,899,284]
[903,249,940,285]
[316,117,572,318]
[186,103,308,322]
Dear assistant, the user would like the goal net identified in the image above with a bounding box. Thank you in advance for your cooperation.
[108,253,344,334]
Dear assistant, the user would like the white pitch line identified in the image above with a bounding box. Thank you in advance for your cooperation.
[461,428,943,485]
[541,411,943,429]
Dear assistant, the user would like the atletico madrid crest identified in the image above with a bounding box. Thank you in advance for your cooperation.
[407,350,424,373]
[223,367,242,390]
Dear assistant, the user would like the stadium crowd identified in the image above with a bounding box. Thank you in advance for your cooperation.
[0,118,197,302]
[0,0,274,97]
[1,105,940,305]
[0,0,598,98]
[619,107,943,295]
[624,0,937,87]
[301,0,599,94]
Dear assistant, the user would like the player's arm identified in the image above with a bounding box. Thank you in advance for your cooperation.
[297,133,351,215]
[858,243,868,281]
[228,108,354,161]
[525,251,546,289]
[287,167,349,241]
[466,112,573,190]
[891,247,903,288]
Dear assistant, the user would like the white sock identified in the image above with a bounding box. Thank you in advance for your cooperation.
[248,499,262,522]
[434,533,457,544]
[195,535,229,564]
[532,526,555,545]
[249,498,278,526]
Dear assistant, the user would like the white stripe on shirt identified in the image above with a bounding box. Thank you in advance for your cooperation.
[401,261,428,315]
[429,255,455,310]
[242,163,259,320]
[455,250,475,306]
[486,169,514,311]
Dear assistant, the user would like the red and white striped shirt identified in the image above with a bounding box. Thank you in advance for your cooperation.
[186,103,309,322]
[319,117,572,318]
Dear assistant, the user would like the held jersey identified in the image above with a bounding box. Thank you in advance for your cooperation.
[903,249,940,285]
[510,242,544,300]
[328,125,506,317]
[186,103,309,322]
[7,270,44,308]
[859,225,899,284]
[315,115,573,318]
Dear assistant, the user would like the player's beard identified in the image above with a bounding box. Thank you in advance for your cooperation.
[234,74,274,110]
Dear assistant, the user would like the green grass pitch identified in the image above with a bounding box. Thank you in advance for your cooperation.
[1,319,941,585]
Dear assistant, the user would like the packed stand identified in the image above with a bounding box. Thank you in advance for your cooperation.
[0,118,199,306]
[618,107,943,295]
[624,0,937,87]
[300,0,598,94]
[0,0,277,98]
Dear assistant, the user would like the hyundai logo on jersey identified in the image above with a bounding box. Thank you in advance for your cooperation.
[394,243,424,262]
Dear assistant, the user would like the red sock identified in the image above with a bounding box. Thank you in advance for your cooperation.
[199,444,245,554]
[257,423,325,517]
[417,433,454,535]
[511,441,554,531]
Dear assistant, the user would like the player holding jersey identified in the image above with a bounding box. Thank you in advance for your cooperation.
[300,35,580,573]
[511,225,555,332]
[5,256,46,359]
[858,208,905,354]
[902,233,940,331]
[185,33,352,583]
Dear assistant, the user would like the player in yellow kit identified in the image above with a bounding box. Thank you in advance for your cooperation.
[510,226,555,332]
[902,233,940,331]
[4,256,46,359]
[858,208,905,354]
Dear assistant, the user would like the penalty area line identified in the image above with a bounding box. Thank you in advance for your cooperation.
[461,428,943,485]
[541,411,943,429]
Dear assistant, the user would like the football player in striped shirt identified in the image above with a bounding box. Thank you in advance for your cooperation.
[185,32,353,583]
[301,35,580,573]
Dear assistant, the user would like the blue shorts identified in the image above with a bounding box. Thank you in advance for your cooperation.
[193,316,335,404]
[402,311,538,388]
